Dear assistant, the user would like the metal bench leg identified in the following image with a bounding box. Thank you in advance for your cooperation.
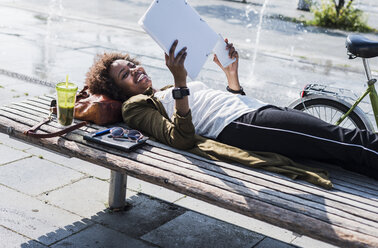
[108,170,127,209]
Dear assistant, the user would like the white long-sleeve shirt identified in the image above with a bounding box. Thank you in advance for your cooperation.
[154,81,267,139]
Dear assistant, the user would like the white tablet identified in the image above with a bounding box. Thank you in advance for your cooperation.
[139,0,219,80]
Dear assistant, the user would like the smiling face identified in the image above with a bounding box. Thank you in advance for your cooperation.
[109,59,152,98]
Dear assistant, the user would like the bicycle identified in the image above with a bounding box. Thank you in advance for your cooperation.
[289,34,378,132]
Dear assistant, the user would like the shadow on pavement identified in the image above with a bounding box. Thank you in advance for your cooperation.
[19,193,185,248]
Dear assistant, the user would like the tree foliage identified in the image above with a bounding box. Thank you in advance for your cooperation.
[307,0,375,32]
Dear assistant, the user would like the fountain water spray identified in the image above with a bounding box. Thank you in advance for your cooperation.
[245,4,257,22]
[43,0,63,80]
[249,0,270,81]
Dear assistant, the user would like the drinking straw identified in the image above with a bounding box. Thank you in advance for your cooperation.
[65,75,68,107]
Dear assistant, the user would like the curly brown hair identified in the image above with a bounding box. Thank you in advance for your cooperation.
[85,52,140,101]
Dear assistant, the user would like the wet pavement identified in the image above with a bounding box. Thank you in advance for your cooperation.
[1,0,378,106]
[0,0,377,247]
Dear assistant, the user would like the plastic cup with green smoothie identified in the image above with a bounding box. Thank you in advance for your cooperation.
[56,82,78,126]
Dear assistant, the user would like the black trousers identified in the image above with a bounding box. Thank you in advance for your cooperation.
[216,105,378,180]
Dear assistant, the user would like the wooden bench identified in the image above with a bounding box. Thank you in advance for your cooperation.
[0,95,377,248]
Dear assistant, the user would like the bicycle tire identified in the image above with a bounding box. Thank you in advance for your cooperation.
[289,95,373,131]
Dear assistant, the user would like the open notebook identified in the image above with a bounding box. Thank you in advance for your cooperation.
[84,127,148,152]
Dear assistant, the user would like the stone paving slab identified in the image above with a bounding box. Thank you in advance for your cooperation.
[37,48,95,85]
[0,225,47,248]
[141,211,264,248]
[0,156,84,196]
[91,193,186,238]
[291,235,339,248]
[255,237,298,248]
[175,192,297,244]
[0,143,31,165]
[0,133,34,151]
[38,177,109,218]
[0,37,50,80]
[175,183,340,248]
[126,177,336,248]
[0,74,53,107]
[25,147,110,180]
[51,224,157,248]
[0,186,92,246]
[0,79,54,99]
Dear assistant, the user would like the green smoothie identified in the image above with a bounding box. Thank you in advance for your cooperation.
[56,82,78,126]
[57,106,74,126]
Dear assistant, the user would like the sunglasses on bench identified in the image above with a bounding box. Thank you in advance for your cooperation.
[109,127,144,142]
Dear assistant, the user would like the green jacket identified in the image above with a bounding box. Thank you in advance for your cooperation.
[122,87,333,189]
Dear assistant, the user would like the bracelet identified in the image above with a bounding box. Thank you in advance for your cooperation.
[226,86,246,95]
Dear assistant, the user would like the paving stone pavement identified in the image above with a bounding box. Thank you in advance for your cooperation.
[0,0,367,247]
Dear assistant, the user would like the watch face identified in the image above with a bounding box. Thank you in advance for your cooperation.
[172,87,189,99]
[172,90,182,99]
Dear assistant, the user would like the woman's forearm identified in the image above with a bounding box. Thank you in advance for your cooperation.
[175,97,190,117]
[213,39,241,91]
[226,72,241,91]
[174,80,190,117]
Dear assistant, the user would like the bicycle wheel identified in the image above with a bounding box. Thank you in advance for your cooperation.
[289,95,373,131]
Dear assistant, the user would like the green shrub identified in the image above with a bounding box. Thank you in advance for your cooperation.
[307,0,375,32]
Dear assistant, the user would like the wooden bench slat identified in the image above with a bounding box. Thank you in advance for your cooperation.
[306,159,378,189]
[326,178,378,198]
[330,177,378,196]
[3,103,50,117]
[1,105,97,133]
[24,99,53,110]
[40,94,55,101]
[28,97,52,105]
[330,172,378,192]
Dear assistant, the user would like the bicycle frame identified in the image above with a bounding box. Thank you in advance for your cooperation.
[335,58,378,128]
[369,82,378,126]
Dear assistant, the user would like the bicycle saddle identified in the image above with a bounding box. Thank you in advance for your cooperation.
[346,34,378,58]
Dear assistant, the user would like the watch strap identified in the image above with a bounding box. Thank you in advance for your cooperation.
[226,86,246,95]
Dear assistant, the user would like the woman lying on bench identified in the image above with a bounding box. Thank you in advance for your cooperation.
[85,39,378,183]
